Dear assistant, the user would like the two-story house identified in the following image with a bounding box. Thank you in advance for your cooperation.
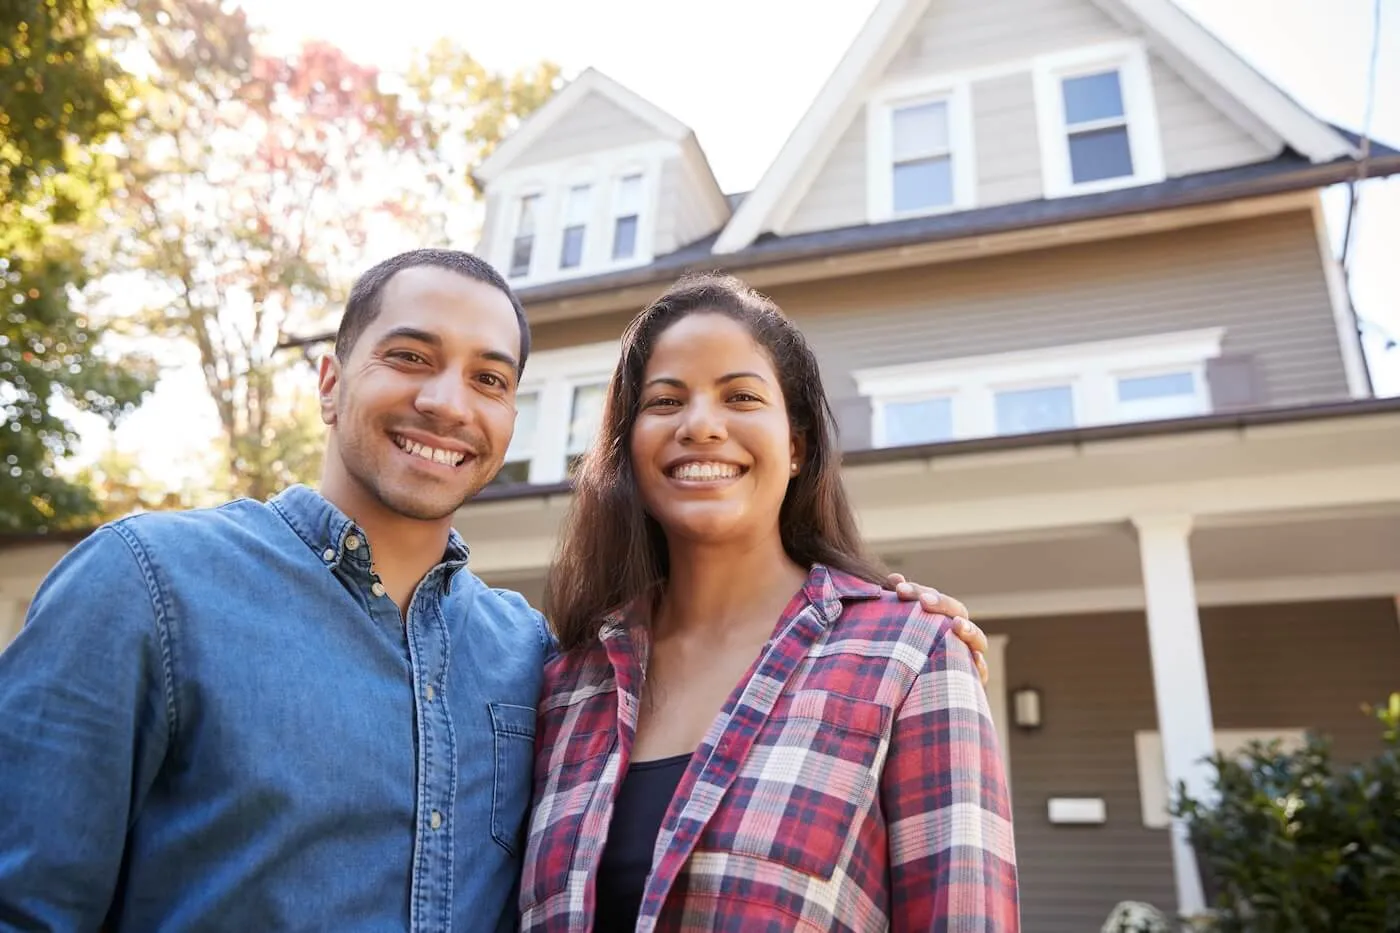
[3,0,1398,927]
[446,0,1400,926]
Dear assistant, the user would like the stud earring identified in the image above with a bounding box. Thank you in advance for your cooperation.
[790,462,799,475]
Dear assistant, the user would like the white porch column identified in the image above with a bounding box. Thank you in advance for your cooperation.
[1133,514,1215,917]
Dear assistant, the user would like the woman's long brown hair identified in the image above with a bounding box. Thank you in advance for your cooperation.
[543,273,885,651]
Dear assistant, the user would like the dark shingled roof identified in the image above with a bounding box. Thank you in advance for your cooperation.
[280,129,1399,349]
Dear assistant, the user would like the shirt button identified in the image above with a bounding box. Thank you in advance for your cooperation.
[322,548,335,562]
[345,534,362,551]
[371,582,386,597]
[430,810,442,830]
[424,684,435,701]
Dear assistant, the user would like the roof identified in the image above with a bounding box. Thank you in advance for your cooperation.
[712,0,1360,254]
[473,67,692,186]
[278,138,1400,352]
[507,138,1400,305]
[467,396,1400,506]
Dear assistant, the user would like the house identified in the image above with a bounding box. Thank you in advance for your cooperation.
[4,0,1399,927]
[445,0,1400,926]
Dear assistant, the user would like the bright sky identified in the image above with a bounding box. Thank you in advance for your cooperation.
[77,0,1400,487]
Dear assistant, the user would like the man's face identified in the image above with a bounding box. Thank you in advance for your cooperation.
[319,266,522,522]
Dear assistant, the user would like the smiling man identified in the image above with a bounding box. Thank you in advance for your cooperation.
[0,249,984,933]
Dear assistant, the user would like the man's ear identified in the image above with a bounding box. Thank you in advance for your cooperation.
[317,354,340,426]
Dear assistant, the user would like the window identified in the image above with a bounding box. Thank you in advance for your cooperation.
[509,194,539,278]
[891,100,954,213]
[880,396,954,447]
[1134,729,1306,828]
[565,381,608,473]
[1061,70,1133,184]
[612,174,642,260]
[1115,370,1203,422]
[1033,41,1164,197]
[490,391,539,486]
[853,328,1223,447]
[868,80,973,221]
[506,341,619,485]
[559,184,591,269]
[994,384,1076,435]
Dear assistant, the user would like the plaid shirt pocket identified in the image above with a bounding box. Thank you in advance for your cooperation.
[700,691,890,880]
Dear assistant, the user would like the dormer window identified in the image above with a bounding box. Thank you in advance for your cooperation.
[866,79,974,222]
[1033,41,1165,197]
[559,184,592,269]
[509,193,540,278]
[611,173,642,260]
[1061,70,1133,184]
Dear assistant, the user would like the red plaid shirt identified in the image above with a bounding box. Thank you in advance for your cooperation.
[519,565,1019,931]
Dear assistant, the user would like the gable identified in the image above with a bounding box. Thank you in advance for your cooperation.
[509,91,665,170]
[717,0,1352,251]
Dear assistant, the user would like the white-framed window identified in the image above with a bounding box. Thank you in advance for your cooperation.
[508,192,541,279]
[867,78,975,222]
[558,184,592,270]
[1032,41,1165,198]
[496,341,619,486]
[490,141,669,287]
[852,328,1222,447]
[611,172,643,261]
[491,391,539,487]
[1134,729,1307,828]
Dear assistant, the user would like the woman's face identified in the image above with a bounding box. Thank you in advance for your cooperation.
[629,312,801,549]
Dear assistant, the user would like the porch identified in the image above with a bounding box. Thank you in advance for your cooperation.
[463,398,1400,927]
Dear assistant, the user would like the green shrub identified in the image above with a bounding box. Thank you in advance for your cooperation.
[1173,694,1400,932]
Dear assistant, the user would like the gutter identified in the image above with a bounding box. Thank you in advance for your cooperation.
[467,396,1400,506]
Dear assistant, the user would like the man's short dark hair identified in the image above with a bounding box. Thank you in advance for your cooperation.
[335,249,531,375]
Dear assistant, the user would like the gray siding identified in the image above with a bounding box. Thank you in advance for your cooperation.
[884,0,1124,80]
[990,598,1400,930]
[510,92,661,169]
[784,106,869,235]
[973,72,1043,206]
[653,157,687,256]
[526,213,1352,425]
[1151,53,1275,175]
[671,150,728,252]
[767,212,1349,422]
[781,0,1276,238]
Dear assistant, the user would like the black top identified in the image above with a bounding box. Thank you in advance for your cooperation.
[593,752,690,932]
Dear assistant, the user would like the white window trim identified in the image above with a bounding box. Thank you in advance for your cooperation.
[853,328,1223,446]
[866,75,976,223]
[1032,40,1166,199]
[489,140,673,287]
[506,187,545,280]
[511,340,619,485]
[1134,728,1307,829]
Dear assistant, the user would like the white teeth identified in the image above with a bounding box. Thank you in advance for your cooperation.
[670,461,741,481]
[395,436,465,466]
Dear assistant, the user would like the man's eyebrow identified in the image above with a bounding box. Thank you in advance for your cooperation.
[480,349,520,372]
[375,326,441,347]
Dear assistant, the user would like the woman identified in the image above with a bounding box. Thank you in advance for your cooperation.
[520,274,1018,931]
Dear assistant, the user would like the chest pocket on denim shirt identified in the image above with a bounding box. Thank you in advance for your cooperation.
[488,701,537,856]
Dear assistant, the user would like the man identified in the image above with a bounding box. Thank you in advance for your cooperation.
[0,250,987,932]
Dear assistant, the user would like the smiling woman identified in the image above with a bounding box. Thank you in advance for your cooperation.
[524,274,1018,932]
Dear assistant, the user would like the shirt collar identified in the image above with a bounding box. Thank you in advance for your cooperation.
[269,484,471,573]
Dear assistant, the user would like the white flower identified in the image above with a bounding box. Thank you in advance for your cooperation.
[1101,900,1173,933]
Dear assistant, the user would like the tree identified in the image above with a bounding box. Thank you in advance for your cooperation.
[0,0,155,531]
[99,3,560,501]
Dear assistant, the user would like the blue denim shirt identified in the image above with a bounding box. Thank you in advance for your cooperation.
[0,485,552,932]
